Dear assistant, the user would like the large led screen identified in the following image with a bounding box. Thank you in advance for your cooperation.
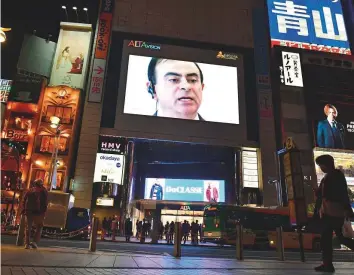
[312,101,354,150]
[144,178,225,203]
[112,39,248,147]
[313,149,354,187]
[123,55,239,124]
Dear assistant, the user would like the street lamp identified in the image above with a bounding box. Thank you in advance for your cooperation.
[73,6,79,22]
[61,6,68,21]
[0,27,12,43]
[83,7,89,23]
[48,116,61,191]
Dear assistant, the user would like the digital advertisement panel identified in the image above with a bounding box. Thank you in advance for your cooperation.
[314,149,354,187]
[301,53,354,151]
[123,55,239,124]
[267,0,351,55]
[113,39,247,147]
[93,153,125,184]
[144,178,225,203]
[312,100,354,150]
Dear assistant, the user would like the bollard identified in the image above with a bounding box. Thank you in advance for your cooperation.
[298,227,305,262]
[16,215,26,246]
[276,226,285,261]
[236,223,243,260]
[173,222,182,258]
[89,217,99,252]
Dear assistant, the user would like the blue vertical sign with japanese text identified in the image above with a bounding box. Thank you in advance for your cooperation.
[267,0,351,55]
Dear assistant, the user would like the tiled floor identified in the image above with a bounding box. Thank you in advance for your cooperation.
[2,267,354,275]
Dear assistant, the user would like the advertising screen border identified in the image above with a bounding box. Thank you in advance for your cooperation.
[110,38,250,147]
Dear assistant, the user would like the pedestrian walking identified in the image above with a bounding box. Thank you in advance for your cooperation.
[125,218,133,242]
[21,179,48,249]
[313,155,354,273]
[168,221,175,244]
[181,220,190,244]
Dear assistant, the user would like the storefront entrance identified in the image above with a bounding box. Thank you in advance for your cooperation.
[160,209,204,225]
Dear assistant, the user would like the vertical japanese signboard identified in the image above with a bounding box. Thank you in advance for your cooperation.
[49,23,92,89]
[280,52,303,87]
[0,79,12,103]
[88,0,114,103]
[267,0,351,55]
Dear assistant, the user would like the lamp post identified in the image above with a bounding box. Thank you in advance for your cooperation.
[48,116,61,191]
[61,6,68,21]
[83,7,89,23]
[0,27,12,43]
[73,7,79,22]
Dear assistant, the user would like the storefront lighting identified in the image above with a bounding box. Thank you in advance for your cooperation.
[50,116,60,129]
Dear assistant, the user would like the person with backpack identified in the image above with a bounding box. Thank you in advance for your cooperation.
[21,179,48,249]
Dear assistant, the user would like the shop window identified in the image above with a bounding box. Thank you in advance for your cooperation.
[31,169,47,185]
[37,135,69,155]
[31,169,64,190]
[52,171,64,190]
[43,106,73,124]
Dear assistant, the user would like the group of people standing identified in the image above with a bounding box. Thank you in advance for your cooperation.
[102,216,119,237]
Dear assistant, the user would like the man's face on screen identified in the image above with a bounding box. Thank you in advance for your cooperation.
[154,60,204,119]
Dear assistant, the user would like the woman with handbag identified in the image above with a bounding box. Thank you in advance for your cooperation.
[314,155,354,273]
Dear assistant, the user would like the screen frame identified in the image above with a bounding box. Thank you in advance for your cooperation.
[109,38,251,147]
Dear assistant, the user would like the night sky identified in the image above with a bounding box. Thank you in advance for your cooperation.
[1,0,100,80]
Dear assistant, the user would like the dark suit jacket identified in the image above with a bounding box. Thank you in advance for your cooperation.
[316,120,345,149]
[153,111,205,121]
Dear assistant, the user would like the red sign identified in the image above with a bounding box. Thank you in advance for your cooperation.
[5,129,29,142]
[271,40,351,55]
[94,13,112,59]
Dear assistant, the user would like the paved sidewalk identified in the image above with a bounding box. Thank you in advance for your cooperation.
[1,244,353,275]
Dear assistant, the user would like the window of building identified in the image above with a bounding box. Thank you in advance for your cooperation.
[39,136,69,154]
[44,106,73,124]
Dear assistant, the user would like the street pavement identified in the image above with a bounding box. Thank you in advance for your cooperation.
[2,235,354,262]
[1,244,354,275]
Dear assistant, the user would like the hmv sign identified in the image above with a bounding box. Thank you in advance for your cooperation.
[98,135,127,155]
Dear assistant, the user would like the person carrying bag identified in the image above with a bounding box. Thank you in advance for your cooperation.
[314,155,354,273]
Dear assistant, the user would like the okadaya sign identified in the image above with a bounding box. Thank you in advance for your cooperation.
[93,153,125,184]
[144,178,226,203]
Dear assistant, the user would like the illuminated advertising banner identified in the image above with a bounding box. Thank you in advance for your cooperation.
[280,51,303,87]
[302,55,354,150]
[98,135,127,155]
[49,23,92,89]
[242,151,259,188]
[144,178,225,203]
[0,79,12,103]
[267,0,351,55]
[314,149,354,186]
[123,54,239,124]
[93,153,124,184]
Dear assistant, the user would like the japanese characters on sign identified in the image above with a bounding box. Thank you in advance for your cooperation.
[88,0,114,103]
[89,59,106,103]
[280,51,303,87]
[0,79,12,103]
[267,0,351,55]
